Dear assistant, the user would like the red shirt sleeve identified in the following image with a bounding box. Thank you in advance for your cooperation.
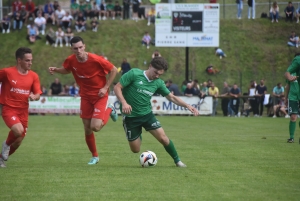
[0,69,7,82]
[97,56,114,75]
[63,56,72,71]
[31,72,42,95]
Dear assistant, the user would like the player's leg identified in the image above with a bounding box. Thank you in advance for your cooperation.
[123,116,143,153]
[144,113,186,167]
[287,100,298,143]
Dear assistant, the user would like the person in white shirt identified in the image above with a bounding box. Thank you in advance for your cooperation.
[34,13,46,35]
[61,11,73,30]
[55,5,66,26]
[55,27,64,47]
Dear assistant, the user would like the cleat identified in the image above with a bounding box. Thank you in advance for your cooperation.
[287,138,294,143]
[0,157,6,168]
[1,141,10,161]
[108,103,118,122]
[176,161,187,167]
[88,157,99,165]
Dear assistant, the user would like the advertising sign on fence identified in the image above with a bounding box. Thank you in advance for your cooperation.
[28,96,213,115]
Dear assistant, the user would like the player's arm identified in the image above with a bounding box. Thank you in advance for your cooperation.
[113,82,132,114]
[165,93,199,116]
[285,83,290,105]
[98,66,118,97]
[49,67,71,75]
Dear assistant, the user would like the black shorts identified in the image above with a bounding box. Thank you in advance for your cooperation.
[133,4,139,13]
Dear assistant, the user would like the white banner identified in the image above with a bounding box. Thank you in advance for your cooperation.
[28,96,213,115]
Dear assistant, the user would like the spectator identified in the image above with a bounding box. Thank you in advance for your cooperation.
[27,22,39,43]
[12,0,23,13]
[61,11,73,30]
[75,12,87,32]
[273,97,289,118]
[71,1,80,20]
[215,47,226,59]
[132,0,141,21]
[41,85,48,95]
[165,80,181,96]
[236,0,243,19]
[90,1,100,20]
[229,83,241,117]
[209,0,217,2]
[142,32,151,49]
[53,0,60,11]
[284,1,295,22]
[181,80,187,94]
[120,58,131,75]
[106,0,115,19]
[248,80,259,117]
[287,31,299,48]
[207,79,213,88]
[25,0,36,22]
[123,0,130,20]
[1,15,11,34]
[34,12,46,35]
[220,82,230,116]
[147,7,155,26]
[69,82,79,97]
[84,0,92,19]
[208,82,219,116]
[256,79,267,116]
[199,81,208,104]
[55,5,66,26]
[44,0,55,25]
[59,84,70,95]
[55,27,64,47]
[90,17,99,32]
[270,1,279,23]
[272,82,284,105]
[206,65,220,75]
[184,83,196,97]
[247,0,255,19]
[295,6,300,23]
[192,79,200,96]
[34,5,45,20]
[152,50,161,58]
[99,1,107,20]
[13,11,23,30]
[45,27,56,46]
[49,78,62,95]
[64,27,74,47]
[114,1,122,20]
[20,5,28,24]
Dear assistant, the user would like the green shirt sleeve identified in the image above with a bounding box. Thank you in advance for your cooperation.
[155,79,170,97]
[287,57,300,73]
[120,68,135,87]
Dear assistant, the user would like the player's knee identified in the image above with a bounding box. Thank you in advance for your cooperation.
[130,147,140,153]
[13,127,24,137]
[91,124,103,132]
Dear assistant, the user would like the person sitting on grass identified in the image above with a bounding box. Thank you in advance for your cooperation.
[284,1,295,22]
[206,64,220,75]
[215,47,226,59]
[287,31,299,48]
[142,32,151,49]
[270,1,279,23]
[272,96,289,118]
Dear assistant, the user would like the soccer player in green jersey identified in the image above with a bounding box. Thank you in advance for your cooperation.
[114,57,199,167]
[285,53,300,143]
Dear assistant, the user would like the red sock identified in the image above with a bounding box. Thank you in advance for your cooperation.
[9,145,17,156]
[85,133,98,157]
[6,131,17,146]
[102,107,112,125]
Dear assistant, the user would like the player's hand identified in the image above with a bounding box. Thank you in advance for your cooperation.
[29,93,39,101]
[288,75,298,81]
[49,67,57,75]
[98,87,108,97]
[187,105,199,116]
[122,102,132,114]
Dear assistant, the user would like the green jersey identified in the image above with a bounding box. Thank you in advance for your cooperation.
[120,68,170,117]
[287,73,300,101]
[287,56,300,100]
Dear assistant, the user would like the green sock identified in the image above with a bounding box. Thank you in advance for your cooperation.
[164,139,180,163]
[289,121,296,139]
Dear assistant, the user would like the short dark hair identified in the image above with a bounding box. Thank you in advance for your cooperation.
[15,47,32,60]
[70,36,84,46]
[150,57,168,71]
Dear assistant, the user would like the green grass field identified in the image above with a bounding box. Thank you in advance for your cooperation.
[0,115,299,200]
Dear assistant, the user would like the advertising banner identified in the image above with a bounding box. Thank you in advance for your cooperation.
[28,96,213,115]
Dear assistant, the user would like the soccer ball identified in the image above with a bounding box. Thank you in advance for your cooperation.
[149,0,161,4]
[139,151,158,167]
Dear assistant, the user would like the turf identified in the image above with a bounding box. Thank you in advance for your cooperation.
[0,115,299,200]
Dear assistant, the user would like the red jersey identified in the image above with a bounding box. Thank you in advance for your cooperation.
[26,1,35,13]
[0,67,42,109]
[63,53,114,98]
[12,1,23,12]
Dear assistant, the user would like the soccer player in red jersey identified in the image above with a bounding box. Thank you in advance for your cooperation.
[49,36,118,165]
[0,47,42,168]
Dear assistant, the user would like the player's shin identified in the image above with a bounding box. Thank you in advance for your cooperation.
[164,139,180,163]
[289,121,296,139]
[85,133,98,157]
[6,131,18,146]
